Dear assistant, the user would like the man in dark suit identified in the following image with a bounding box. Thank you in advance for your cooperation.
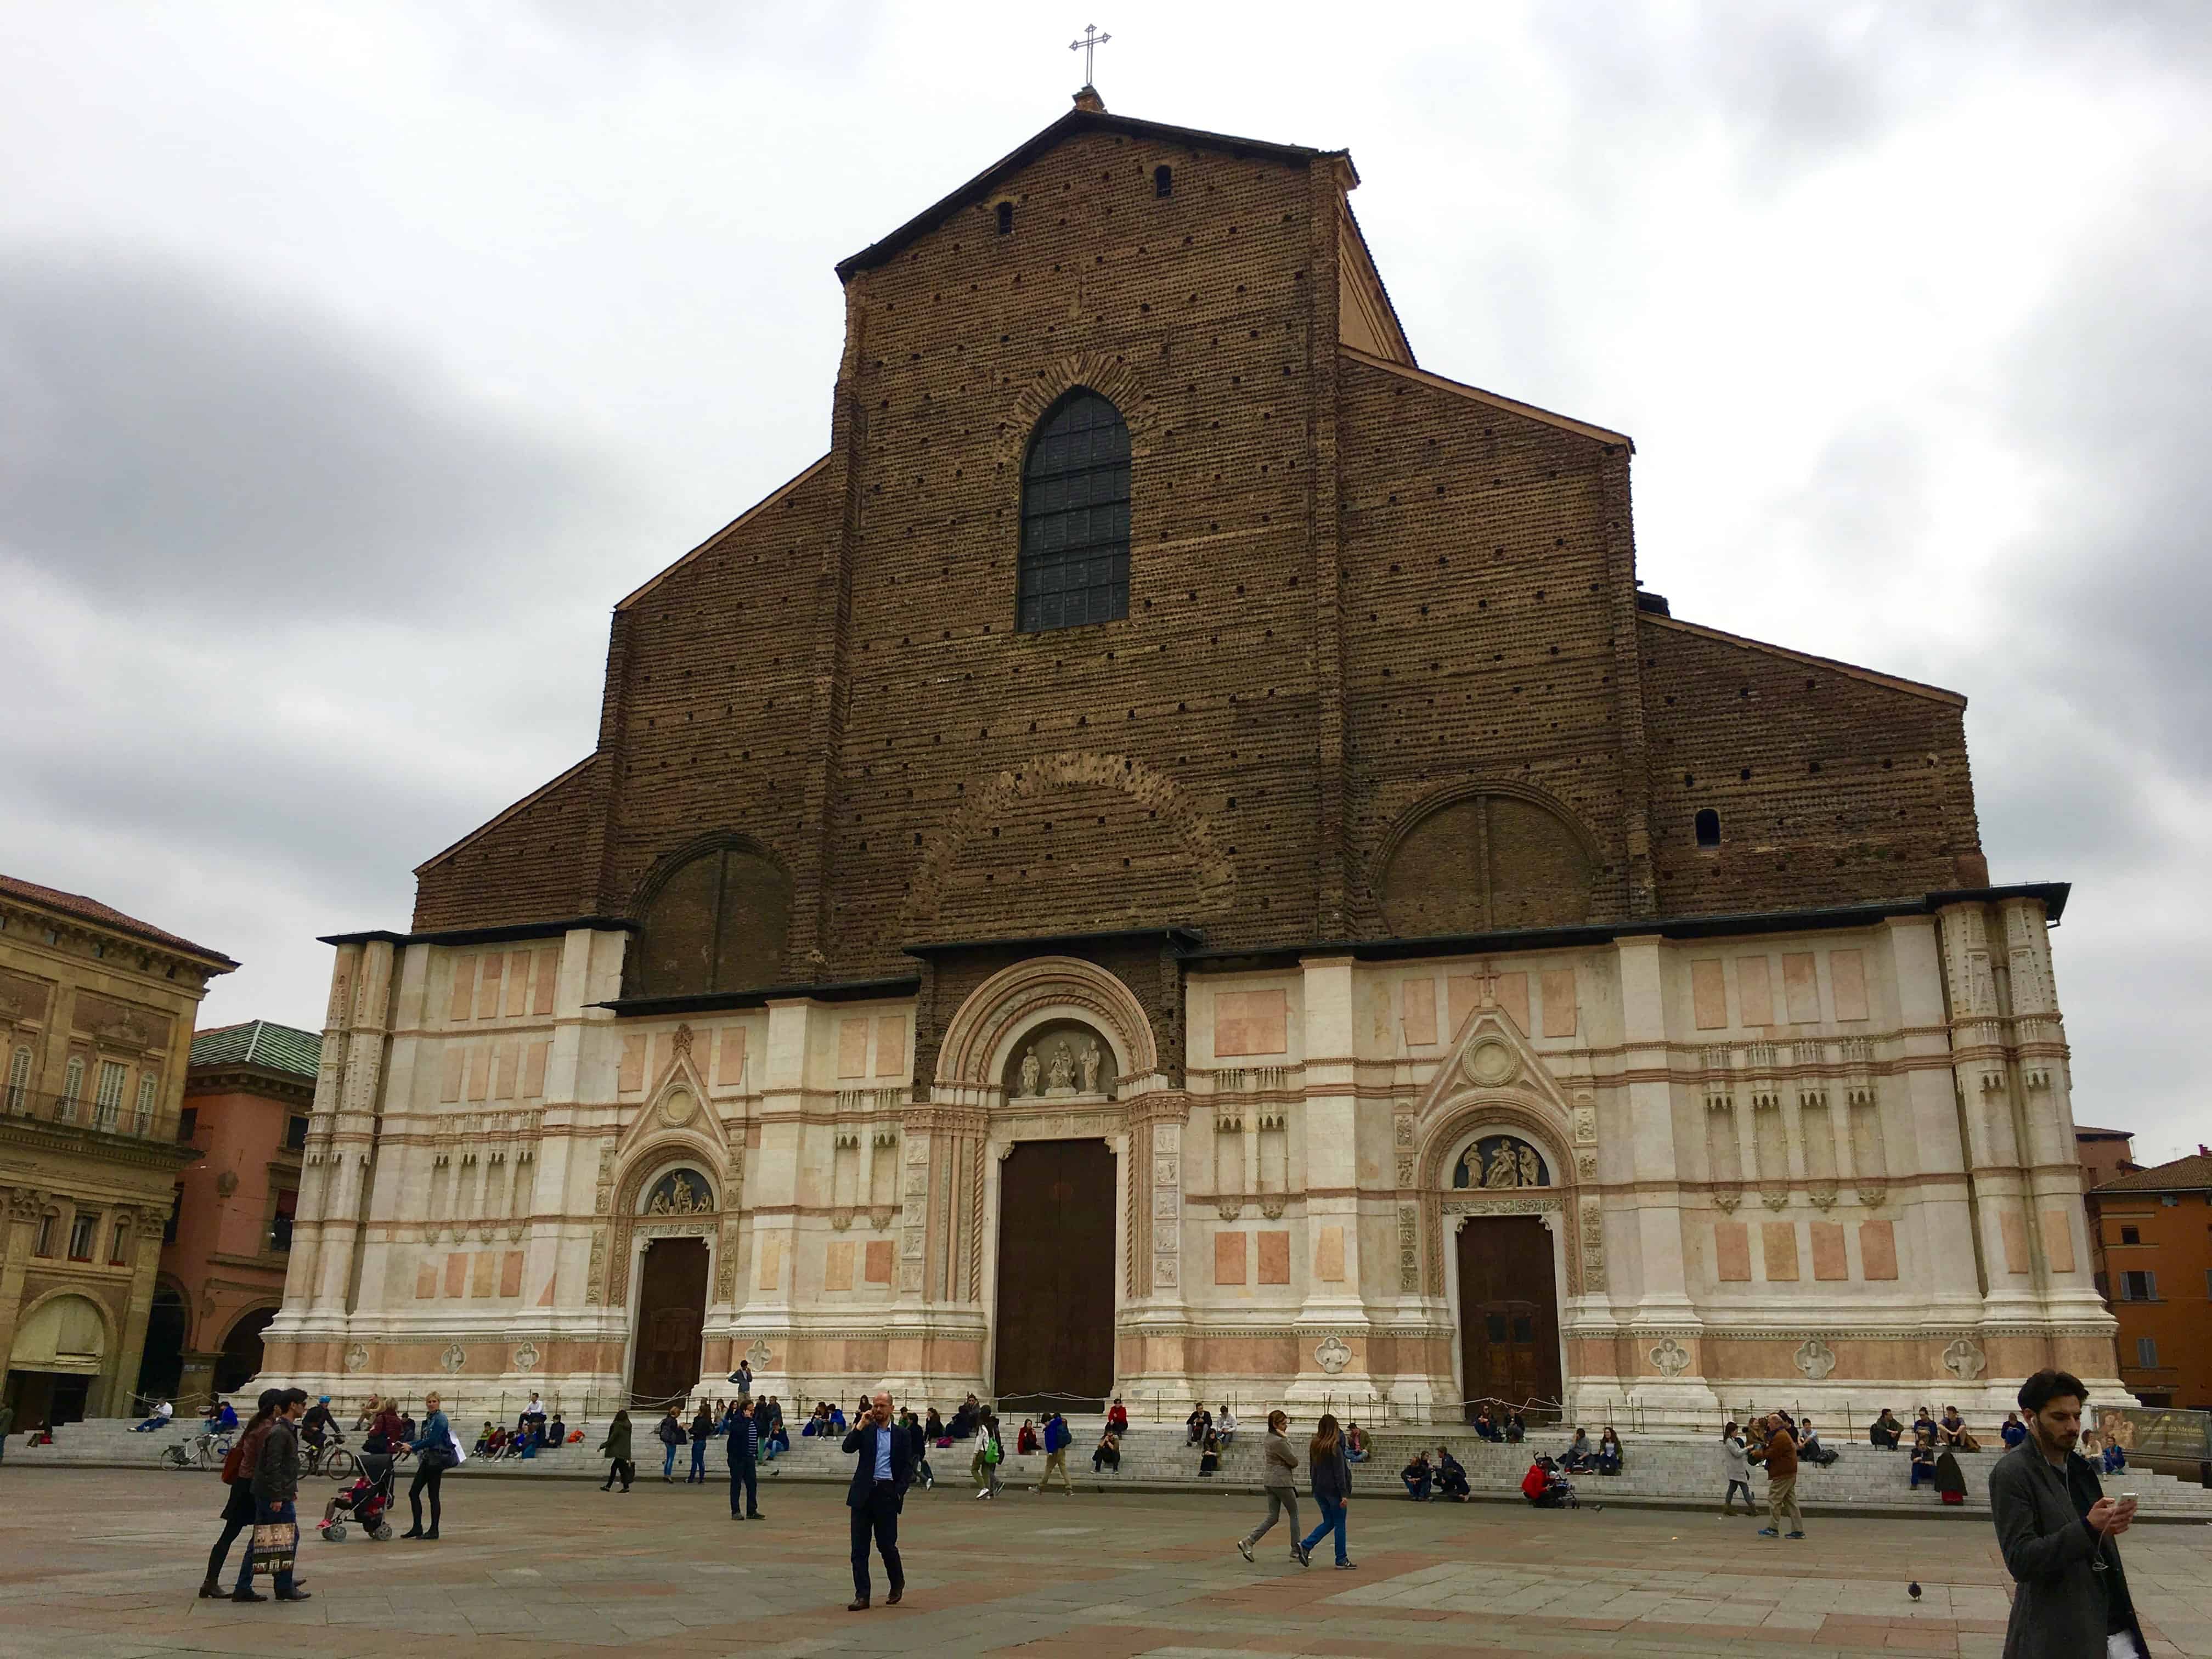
[841,1390,912,1611]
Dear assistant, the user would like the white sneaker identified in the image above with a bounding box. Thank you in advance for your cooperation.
[974,1488,988,1499]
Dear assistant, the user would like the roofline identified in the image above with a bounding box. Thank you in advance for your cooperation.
[1179,884,2070,968]
[836,106,1351,281]
[1338,346,1634,450]
[413,754,597,876]
[595,975,923,1018]
[320,915,639,950]
[2090,1176,2211,1196]
[905,926,1205,959]
[614,456,832,612]
[1338,199,1416,369]
[0,878,238,971]
[1639,612,1970,709]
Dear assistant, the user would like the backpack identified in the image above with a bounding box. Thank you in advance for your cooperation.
[221,1435,249,1485]
[984,1434,1002,1465]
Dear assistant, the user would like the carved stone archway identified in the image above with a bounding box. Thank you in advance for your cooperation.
[933,955,1163,1099]
[1417,1096,1588,1301]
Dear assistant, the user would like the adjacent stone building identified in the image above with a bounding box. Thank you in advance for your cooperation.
[0,873,233,1425]
[264,95,2123,1424]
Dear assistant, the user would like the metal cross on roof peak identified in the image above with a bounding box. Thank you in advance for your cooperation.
[1070,23,1111,87]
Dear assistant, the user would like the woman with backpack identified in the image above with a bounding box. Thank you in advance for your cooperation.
[1294,1413,1356,1570]
[600,1410,635,1492]
[200,1389,280,1599]
[971,1410,1003,1499]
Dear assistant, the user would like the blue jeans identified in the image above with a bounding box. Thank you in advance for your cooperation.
[1300,1496,1348,1565]
[663,1442,679,1477]
[236,1498,296,1595]
[689,1441,707,1481]
[1402,1471,1430,1499]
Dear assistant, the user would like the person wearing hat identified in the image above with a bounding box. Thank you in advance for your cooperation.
[300,1395,338,1454]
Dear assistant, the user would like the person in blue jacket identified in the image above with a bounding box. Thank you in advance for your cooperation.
[401,1391,453,1540]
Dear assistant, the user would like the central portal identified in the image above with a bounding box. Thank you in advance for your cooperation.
[1456,1214,1563,1424]
[630,1237,708,1406]
[993,1138,1116,1412]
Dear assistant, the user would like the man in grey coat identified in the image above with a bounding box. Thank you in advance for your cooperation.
[1235,1410,1301,1561]
[1988,1368,2141,1658]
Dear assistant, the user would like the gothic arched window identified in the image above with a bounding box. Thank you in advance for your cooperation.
[1019,390,1130,633]
[629,840,792,998]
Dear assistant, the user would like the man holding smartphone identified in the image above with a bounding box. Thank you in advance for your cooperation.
[1988,1369,2144,1658]
[840,1389,912,1612]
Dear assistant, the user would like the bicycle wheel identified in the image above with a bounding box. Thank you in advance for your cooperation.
[159,1446,187,1469]
[323,1448,357,1482]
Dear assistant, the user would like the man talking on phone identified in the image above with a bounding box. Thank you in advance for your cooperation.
[1988,1368,2145,1658]
[840,1389,913,1612]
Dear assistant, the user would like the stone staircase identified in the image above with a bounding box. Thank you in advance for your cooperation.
[20,1416,2212,1520]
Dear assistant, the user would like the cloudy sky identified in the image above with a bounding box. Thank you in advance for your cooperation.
[3,3,2204,1163]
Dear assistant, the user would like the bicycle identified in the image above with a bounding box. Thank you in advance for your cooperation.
[300,1433,357,1482]
[159,1431,231,1471]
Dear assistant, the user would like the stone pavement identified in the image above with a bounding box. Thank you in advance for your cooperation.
[0,1465,2207,1658]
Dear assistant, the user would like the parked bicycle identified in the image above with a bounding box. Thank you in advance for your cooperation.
[159,1430,232,1471]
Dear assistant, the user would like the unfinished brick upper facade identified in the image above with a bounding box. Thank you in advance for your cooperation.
[410,102,1982,970]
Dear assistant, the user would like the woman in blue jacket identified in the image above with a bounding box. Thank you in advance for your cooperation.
[402,1391,453,1539]
[1295,1414,1355,1570]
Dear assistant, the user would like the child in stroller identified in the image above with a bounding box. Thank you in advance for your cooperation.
[320,1452,400,1543]
[1520,1454,1579,1509]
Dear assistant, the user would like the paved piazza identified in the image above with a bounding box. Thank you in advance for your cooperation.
[1,1468,2208,1658]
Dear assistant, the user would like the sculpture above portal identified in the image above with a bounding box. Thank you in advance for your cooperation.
[1452,1135,1550,1190]
[1003,1019,1118,1101]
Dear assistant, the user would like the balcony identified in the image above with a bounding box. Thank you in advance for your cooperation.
[0,1087,194,1165]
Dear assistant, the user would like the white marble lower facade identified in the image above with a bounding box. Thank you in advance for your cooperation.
[259,891,2124,1426]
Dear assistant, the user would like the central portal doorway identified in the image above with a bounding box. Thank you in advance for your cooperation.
[994,1138,1116,1413]
[630,1237,708,1406]
[1456,1214,1563,1425]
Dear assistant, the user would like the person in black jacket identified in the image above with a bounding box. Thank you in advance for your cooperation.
[688,1402,714,1484]
[725,1396,763,1519]
[236,1388,311,1602]
[841,1391,913,1612]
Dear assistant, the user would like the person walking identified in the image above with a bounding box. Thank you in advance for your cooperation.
[726,1396,763,1520]
[1748,1410,1804,1539]
[657,1403,686,1481]
[201,1389,279,1598]
[401,1391,454,1539]
[689,1401,714,1483]
[841,1390,913,1612]
[1990,1368,2145,1659]
[1235,1410,1302,1562]
[1038,1410,1073,1493]
[1720,1421,1753,1515]
[234,1387,311,1602]
[1295,1412,1355,1570]
[600,1410,635,1492]
[970,1410,1003,1499]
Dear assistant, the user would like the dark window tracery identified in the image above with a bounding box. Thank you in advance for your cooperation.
[1018,390,1130,633]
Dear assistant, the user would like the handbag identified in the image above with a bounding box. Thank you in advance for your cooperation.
[221,1442,246,1485]
[250,1521,298,1576]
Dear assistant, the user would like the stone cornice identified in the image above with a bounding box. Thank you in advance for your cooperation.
[0,1116,199,1172]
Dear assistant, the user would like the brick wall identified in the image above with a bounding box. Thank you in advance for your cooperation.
[1638,616,1983,912]
[409,110,1990,963]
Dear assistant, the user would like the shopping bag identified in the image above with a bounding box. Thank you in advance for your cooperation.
[447,1430,469,1467]
[251,1521,298,1576]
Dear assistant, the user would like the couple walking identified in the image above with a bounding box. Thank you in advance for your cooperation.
[1232,1410,1357,1570]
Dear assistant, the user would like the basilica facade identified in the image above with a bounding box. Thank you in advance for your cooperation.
[262,94,2119,1424]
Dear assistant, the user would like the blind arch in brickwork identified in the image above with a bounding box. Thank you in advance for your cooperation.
[1374,780,1600,937]
[626,833,793,998]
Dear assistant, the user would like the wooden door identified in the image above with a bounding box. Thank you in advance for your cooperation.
[1456,1214,1562,1423]
[630,1238,708,1405]
[993,1139,1116,1410]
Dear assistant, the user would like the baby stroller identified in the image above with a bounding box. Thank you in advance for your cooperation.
[320,1453,398,1543]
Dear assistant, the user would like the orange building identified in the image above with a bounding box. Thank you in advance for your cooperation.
[2088,1150,2212,1410]
[140,1021,318,1405]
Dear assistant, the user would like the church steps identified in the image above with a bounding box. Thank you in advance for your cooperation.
[19,1418,2210,1520]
